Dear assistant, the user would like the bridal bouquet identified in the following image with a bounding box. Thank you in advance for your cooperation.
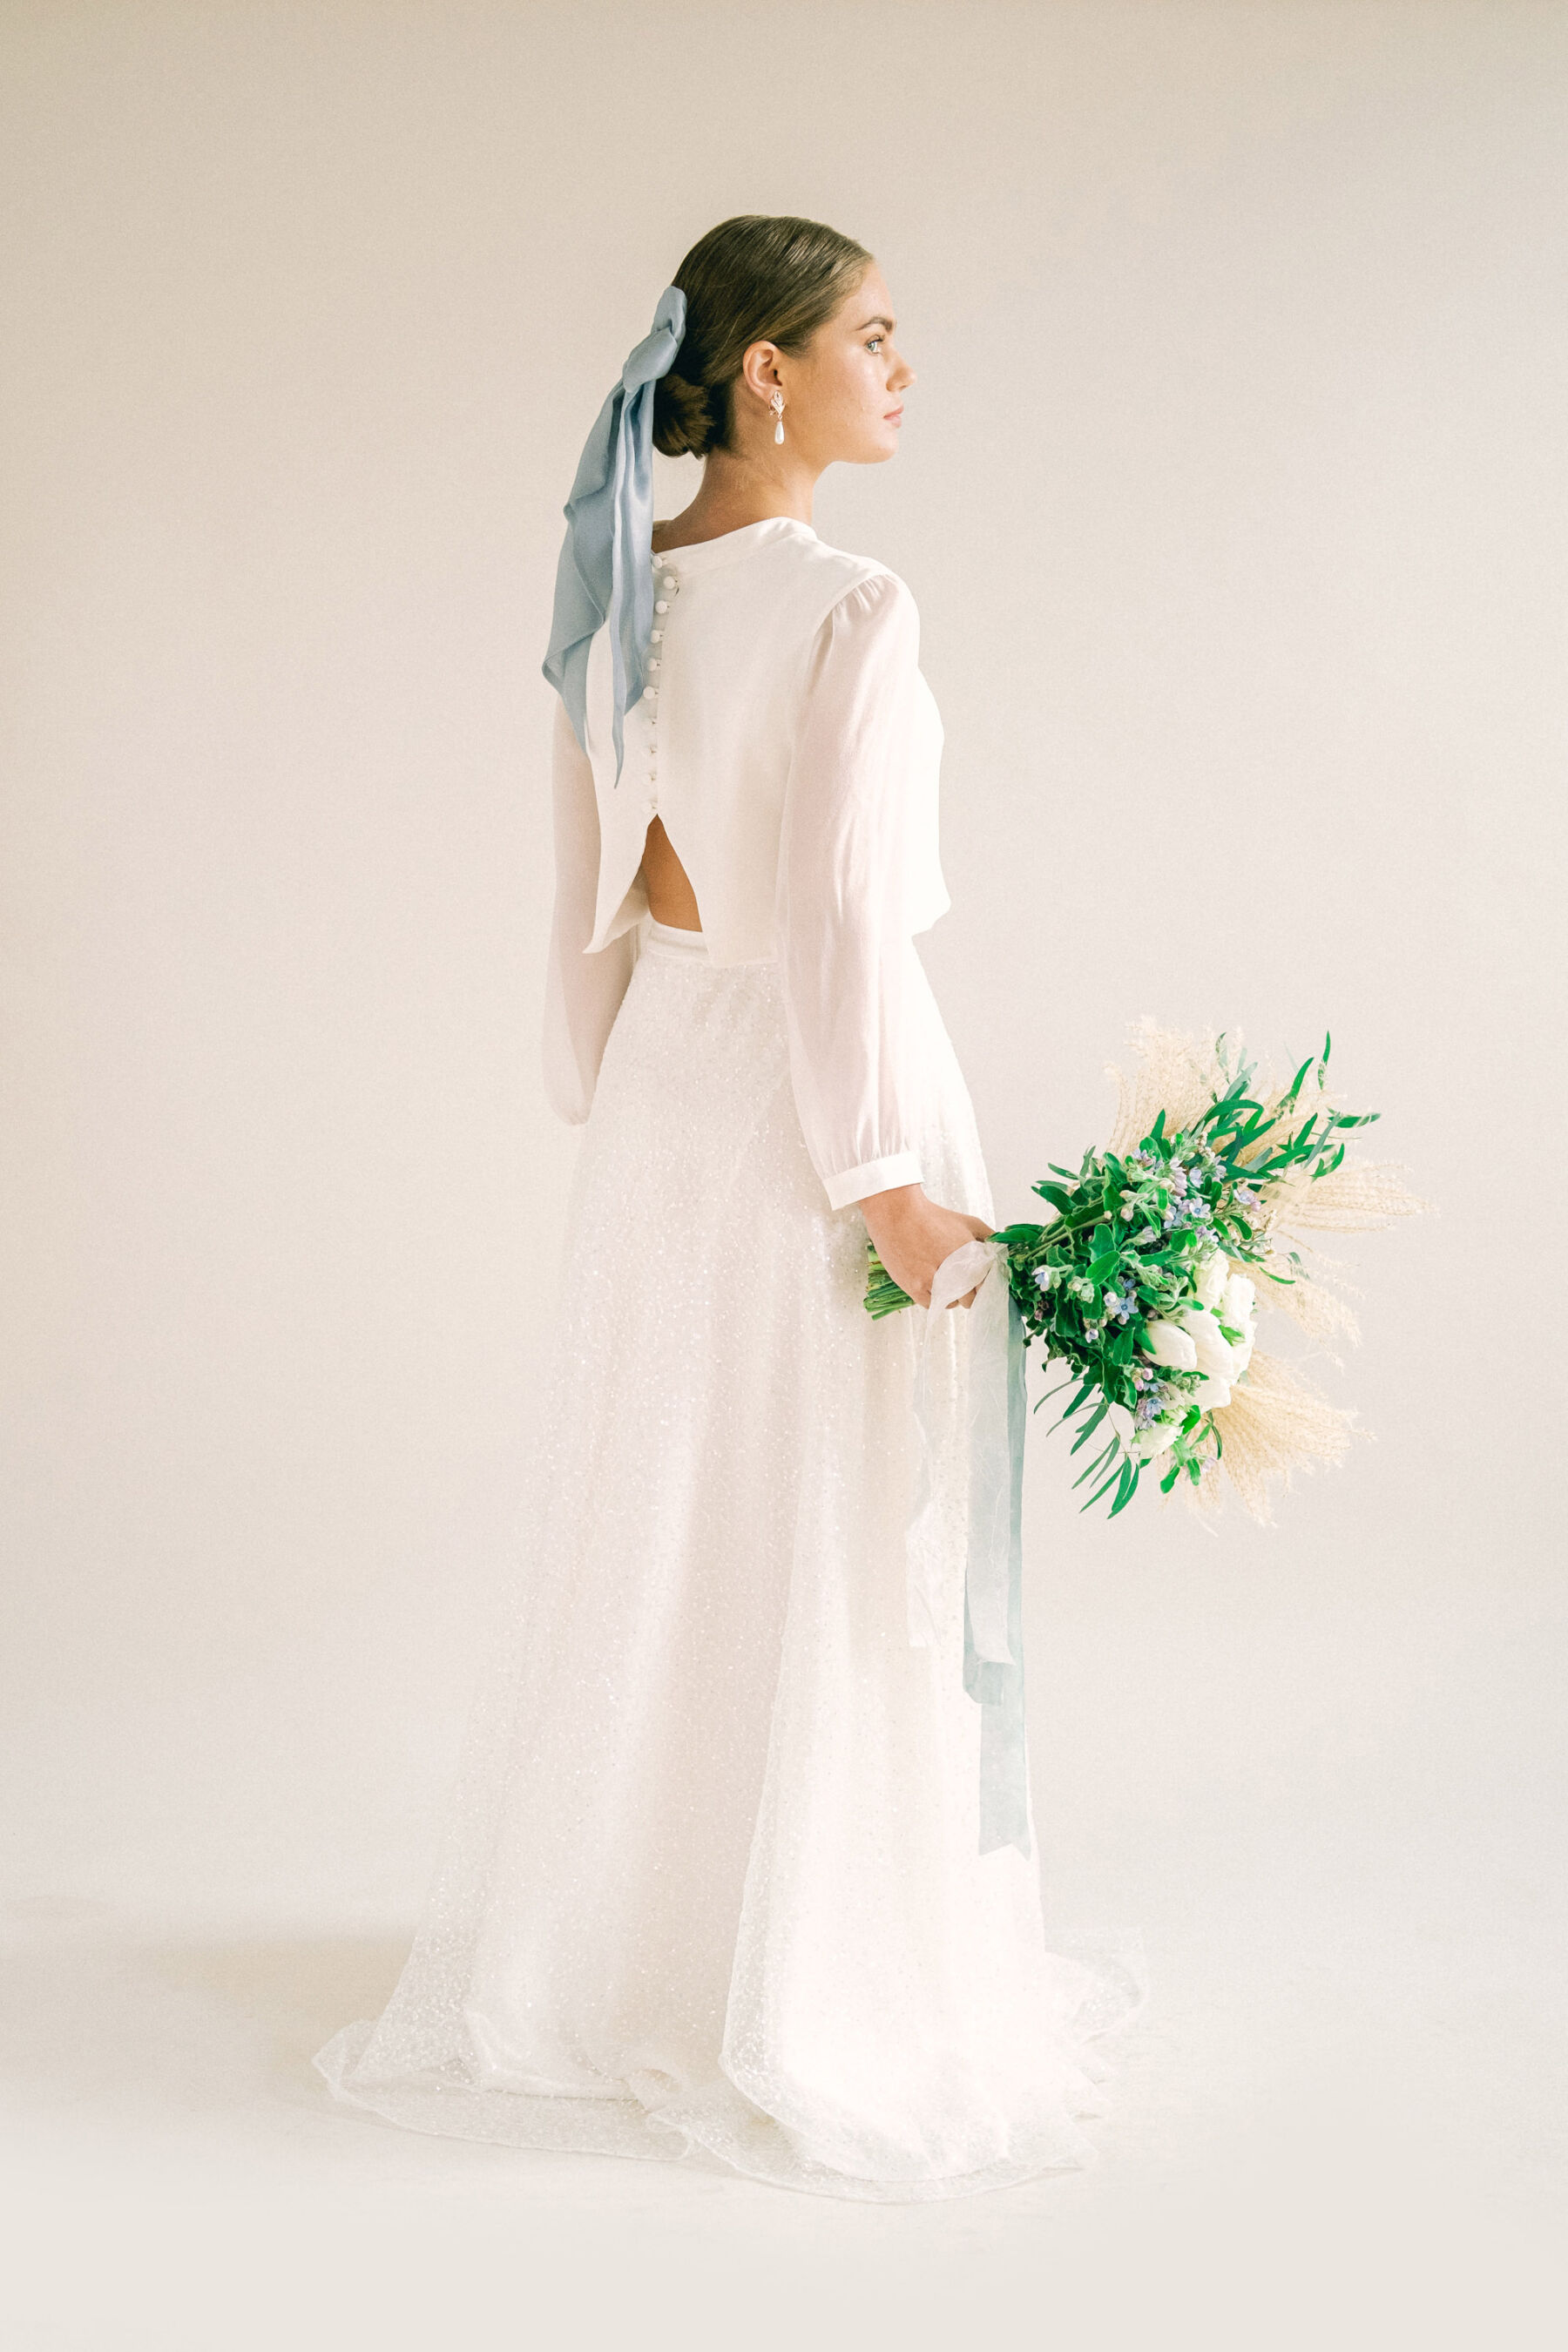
[864,1023,1427,1524]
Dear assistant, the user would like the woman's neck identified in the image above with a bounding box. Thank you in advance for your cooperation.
[652,448,819,551]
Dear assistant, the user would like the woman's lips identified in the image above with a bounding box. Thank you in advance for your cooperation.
[885,406,903,423]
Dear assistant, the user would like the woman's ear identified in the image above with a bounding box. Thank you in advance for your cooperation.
[739,339,784,410]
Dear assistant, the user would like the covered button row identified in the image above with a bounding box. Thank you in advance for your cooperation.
[646,561,678,672]
[644,561,677,788]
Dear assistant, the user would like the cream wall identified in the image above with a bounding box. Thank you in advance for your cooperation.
[2,1,1564,1938]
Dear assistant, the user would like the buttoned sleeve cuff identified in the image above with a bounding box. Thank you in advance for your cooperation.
[823,1151,923,1213]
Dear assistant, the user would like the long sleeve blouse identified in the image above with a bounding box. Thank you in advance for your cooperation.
[542,514,950,1209]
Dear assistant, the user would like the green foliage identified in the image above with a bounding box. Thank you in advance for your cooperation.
[862,1034,1380,1519]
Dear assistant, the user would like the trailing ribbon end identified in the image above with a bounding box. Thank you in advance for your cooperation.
[906,1238,1032,1857]
[541,284,687,786]
[968,1281,1031,1856]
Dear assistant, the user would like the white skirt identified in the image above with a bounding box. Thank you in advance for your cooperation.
[315,916,1146,2200]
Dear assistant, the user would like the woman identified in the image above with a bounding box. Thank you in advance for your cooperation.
[316,214,1144,2201]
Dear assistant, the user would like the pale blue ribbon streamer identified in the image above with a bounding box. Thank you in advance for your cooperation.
[964,1280,1030,1857]
[542,284,687,787]
[908,1239,1031,1857]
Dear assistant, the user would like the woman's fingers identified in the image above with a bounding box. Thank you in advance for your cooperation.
[861,1190,1003,1317]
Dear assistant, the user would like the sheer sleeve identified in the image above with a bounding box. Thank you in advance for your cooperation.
[776,571,929,1211]
[542,696,638,1124]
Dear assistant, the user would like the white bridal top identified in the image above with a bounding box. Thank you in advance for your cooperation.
[544,513,951,1210]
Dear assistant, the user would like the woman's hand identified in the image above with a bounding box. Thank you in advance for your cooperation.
[859,1184,996,1309]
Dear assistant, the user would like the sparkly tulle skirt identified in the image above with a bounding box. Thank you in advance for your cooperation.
[314,917,1146,2200]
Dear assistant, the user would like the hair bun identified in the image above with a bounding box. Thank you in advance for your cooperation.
[652,368,712,459]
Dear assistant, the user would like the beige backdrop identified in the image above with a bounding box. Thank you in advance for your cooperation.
[2,4,1564,2344]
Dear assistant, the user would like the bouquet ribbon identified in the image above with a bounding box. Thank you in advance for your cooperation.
[906,1238,1030,1858]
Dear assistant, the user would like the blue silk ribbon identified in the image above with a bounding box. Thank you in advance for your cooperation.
[542,284,687,788]
[964,1284,1030,1857]
[907,1239,1031,1858]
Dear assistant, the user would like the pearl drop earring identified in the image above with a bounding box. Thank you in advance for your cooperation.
[770,389,785,445]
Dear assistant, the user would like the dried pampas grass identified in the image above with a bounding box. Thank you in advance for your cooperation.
[1199,1349,1363,1524]
[1105,1020,1431,1524]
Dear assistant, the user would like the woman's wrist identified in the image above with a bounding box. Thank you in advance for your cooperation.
[859,1182,925,1244]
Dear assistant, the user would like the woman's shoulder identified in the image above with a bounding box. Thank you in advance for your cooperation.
[654,518,918,656]
[773,531,919,645]
[651,516,912,610]
[793,528,906,598]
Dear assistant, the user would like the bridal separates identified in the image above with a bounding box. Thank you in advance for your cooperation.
[316,920,1146,2200]
[318,508,1147,2198]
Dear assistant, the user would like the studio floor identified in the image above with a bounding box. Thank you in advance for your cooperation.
[5,1609,1563,2352]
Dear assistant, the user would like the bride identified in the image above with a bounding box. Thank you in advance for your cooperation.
[315,213,1145,2201]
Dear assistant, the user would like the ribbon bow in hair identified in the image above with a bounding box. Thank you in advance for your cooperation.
[542,284,687,787]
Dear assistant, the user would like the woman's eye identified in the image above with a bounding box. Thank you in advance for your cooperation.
[866,335,883,353]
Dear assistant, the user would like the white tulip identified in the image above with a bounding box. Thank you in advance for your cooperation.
[1132,1419,1179,1458]
[1220,1273,1256,1328]
[1142,1319,1199,1371]
[1177,1305,1236,1379]
[1191,1372,1232,1410]
[1194,1251,1229,1309]
[1229,1334,1254,1375]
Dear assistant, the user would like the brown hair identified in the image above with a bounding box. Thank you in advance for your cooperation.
[652,214,873,461]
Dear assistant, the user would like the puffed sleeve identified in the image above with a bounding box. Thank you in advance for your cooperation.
[776,571,929,1210]
[542,696,638,1124]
